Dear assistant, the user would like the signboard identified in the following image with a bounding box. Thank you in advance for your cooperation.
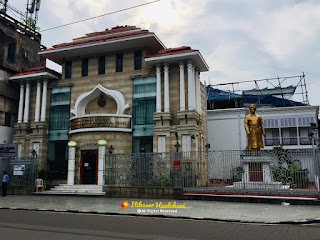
[70,116,131,130]
[0,144,17,157]
[13,165,25,176]
[173,161,181,171]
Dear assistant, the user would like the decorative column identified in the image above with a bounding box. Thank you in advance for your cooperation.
[187,61,195,110]
[164,63,170,112]
[18,84,25,123]
[34,81,41,122]
[179,62,185,111]
[194,67,198,112]
[98,140,107,186]
[156,64,162,112]
[196,70,201,113]
[67,141,77,185]
[23,82,30,123]
[40,80,48,122]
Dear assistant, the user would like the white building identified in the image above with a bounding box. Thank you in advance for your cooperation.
[207,106,319,151]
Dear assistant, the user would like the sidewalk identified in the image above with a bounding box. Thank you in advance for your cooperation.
[1,195,320,224]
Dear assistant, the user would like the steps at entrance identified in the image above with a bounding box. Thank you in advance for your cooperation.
[35,184,105,196]
[226,181,290,189]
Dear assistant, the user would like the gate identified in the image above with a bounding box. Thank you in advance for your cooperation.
[0,157,39,187]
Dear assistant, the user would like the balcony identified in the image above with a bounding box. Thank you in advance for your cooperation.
[300,137,315,145]
[281,137,298,145]
[264,137,316,146]
[264,138,281,146]
[69,114,132,134]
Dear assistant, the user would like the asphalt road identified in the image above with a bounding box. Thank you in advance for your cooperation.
[0,209,319,240]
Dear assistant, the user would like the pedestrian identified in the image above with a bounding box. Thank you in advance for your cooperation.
[2,171,9,196]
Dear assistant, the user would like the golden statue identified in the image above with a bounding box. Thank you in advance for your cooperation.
[244,104,265,150]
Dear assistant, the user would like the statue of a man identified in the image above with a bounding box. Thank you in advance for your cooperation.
[244,104,265,150]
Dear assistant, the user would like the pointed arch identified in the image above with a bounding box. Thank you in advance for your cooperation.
[71,84,130,117]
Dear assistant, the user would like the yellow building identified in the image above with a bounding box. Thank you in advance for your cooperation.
[10,26,209,187]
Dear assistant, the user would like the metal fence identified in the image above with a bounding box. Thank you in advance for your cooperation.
[105,152,207,188]
[105,149,319,193]
[0,157,38,187]
[106,153,179,188]
[204,149,319,191]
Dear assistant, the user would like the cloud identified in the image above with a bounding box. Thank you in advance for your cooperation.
[8,0,320,106]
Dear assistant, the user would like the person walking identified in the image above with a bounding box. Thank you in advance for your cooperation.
[2,171,9,196]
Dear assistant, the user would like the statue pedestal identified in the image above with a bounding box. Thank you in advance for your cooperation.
[242,156,272,183]
[228,156,290,189]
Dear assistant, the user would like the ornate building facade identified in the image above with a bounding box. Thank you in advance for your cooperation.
[9,26,209,185]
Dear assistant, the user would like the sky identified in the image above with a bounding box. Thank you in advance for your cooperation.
[5,0,320,106]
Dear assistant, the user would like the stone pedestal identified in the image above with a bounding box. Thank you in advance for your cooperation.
[242,156,273,183]
[228,155,289,189]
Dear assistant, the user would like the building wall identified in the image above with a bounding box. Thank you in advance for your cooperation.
[0,13,44,74]
[207,106,319,151]
[56,48,152,157]
[0,126,14,144]
[1,13,45,145]
[207,108,247,151]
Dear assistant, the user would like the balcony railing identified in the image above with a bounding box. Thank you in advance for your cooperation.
[264,138,281,146]
[265,137,316,146]
[300,137,314,145]
[281,137,298,145]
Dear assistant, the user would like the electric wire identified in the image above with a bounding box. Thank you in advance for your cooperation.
[40,0,160,32]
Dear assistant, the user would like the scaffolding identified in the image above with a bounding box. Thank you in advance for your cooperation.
[207,73,309,109]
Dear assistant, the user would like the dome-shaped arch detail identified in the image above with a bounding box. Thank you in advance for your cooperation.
[71,84,130,117]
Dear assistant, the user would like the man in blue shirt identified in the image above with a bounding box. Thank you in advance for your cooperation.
[2,171,9,196]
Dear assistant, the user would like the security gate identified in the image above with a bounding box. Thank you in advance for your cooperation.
[0,157,38,187]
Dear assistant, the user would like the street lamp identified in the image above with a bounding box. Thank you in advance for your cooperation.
[108,145,114,154]
[174,141,180,152]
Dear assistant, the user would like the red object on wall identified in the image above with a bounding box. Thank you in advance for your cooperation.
[77,163,82,167]
[173,161,181,171]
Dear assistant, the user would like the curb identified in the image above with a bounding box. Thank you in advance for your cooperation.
[1,206,320,225]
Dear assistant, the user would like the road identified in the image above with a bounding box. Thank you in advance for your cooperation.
[0,209,319,240]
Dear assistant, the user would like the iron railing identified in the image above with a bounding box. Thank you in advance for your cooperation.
[0,157,39,187]
[105,149,319,192]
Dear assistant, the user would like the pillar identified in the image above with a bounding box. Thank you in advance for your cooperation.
[40,80,48,122]
[34,81,41,122]
[179,62,185,111]
[164,63,170,112]
[187,61,195,110]
[156,64,162,112]
[18,84,25,123]
[98,145,106,185]
[67,145,76,185]
[23,82,30,123]
[196,70,201,113]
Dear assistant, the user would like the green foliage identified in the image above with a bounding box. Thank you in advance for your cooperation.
[230,166,244,183]
[24,17,40,31]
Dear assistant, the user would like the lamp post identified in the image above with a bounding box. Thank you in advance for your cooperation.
[309,123,320,194]
[108,145,114,186]
[108,145,114,154]
[174,132,181,188]
[174,141,180,152]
